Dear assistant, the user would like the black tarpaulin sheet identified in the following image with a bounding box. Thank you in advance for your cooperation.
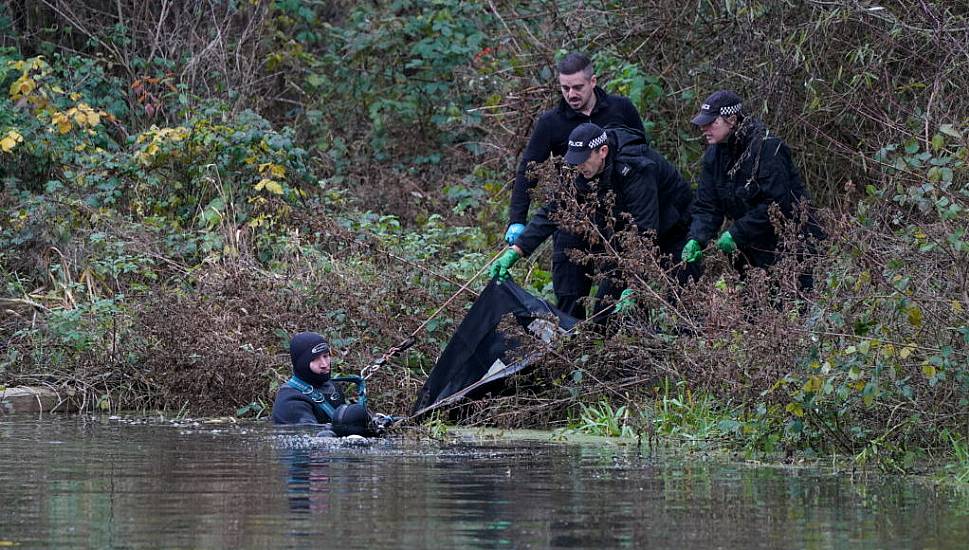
[411,279,577,416]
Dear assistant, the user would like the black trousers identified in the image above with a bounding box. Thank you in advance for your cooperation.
[551,230,594,319]
[553,224,703,321]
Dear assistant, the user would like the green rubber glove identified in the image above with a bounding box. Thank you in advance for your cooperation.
[681,239,702,263]
[716,231,737,254]
[613,288,636,314]
[489,248,520,283]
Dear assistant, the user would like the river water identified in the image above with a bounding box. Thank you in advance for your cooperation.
[1,415,966,549]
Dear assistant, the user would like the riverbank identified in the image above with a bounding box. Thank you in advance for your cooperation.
[1,1,967,475]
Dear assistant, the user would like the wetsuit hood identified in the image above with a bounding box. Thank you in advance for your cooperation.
[290,332,330,386]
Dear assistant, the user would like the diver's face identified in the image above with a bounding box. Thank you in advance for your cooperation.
[309,354,331,375]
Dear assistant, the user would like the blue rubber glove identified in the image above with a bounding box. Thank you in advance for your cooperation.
[613,288,636,314]
[504,223,525,245]
[681,239,702,263]
[489,248,521,283]
[716,231,737,254]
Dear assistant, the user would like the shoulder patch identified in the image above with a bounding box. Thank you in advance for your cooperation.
[620,164,631,176]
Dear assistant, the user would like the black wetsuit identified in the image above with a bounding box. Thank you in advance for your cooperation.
[509,87,644,318]
[272,381,344,425]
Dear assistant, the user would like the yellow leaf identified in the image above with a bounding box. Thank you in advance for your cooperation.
[9,74,36,99]
[0,130,23,153]
[952,301,964,313]
[51,112,72,134]
[255,178,284,195]
[880,343,895,358]
[785,402,804,417]
[258,162,287,178]
[247,214,267,228]
[264,180,284,195]
[899,344,916,360]
[803,375,823,393]
[74,103,101,126]
[69,106,87,126]
[921,363,937,379]
[907,306,922,327]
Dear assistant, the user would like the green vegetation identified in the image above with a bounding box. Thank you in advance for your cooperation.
[0,1,966,476]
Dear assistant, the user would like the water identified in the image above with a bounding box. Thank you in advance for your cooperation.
[1,415,966,549]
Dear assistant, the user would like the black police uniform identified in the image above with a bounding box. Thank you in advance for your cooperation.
[514,127,696,318]
[688,118,822,285]
[509,87,645,318]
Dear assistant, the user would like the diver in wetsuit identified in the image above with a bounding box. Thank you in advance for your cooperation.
[272,332,379,436]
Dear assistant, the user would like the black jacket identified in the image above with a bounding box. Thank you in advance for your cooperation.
[272,381,345,425]
[515,127,692,256]
[688,119,816,256]
[509,87,645,225]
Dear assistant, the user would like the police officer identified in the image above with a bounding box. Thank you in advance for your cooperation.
[505,52,646,318]
[491,123,697,318]
[681,90,822,289]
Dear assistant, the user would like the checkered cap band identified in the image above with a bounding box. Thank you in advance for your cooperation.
[720,103,743,116]
[588,131,607,149]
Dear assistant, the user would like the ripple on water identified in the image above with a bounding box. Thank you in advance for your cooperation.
[1,415,967,549]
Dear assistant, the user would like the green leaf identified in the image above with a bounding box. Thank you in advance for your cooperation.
[939,124,962,139]
[718,419,743,432]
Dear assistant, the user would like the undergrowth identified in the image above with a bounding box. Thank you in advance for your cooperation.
[0,1,966,475]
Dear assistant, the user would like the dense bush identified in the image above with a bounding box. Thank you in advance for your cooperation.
[0,0,966,471]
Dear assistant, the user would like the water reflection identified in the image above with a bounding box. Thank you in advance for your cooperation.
[1,416,967,549]
[282,447,332,514]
